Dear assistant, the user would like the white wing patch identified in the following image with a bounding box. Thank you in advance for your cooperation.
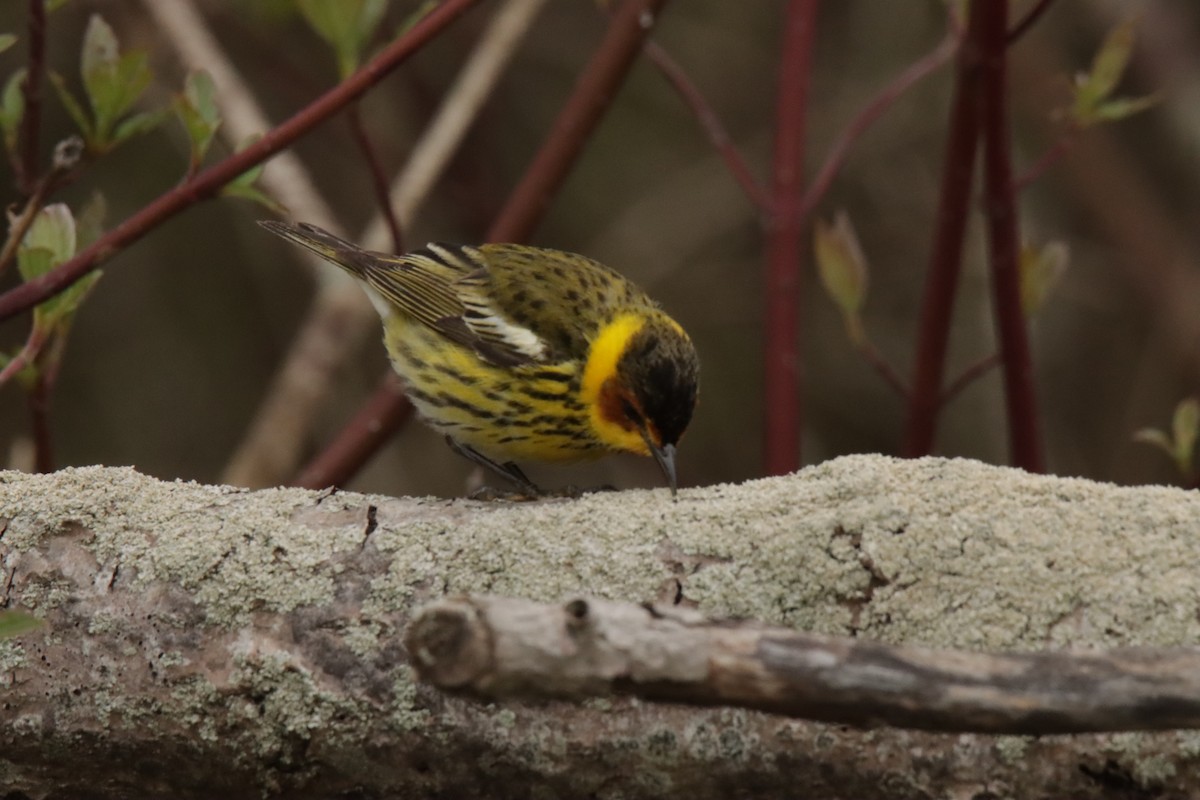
[459,293,548,361]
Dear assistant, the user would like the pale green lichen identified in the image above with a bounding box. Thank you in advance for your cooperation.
[995,735,1030,764]
[5,457,1200,790]
[0,640,27,672]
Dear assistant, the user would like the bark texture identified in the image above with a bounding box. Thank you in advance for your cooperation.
[3,455,1200,798]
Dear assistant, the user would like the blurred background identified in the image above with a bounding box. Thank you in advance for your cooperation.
[0,0,1197,497]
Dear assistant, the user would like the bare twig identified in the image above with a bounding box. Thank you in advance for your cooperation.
[762,0,820,476]
[1007,0,1058,45]
[800,28,960,221]
[0,0,482,324]
[978,0,1044,472]
[642,40,769,210]
[941,351,1000,406]
[855,337,909,399]
[487,0,671,243]
[346,104,403,253]
[1013,126,1077,190]
[292,371,412,489]
[15,0,47,196]
[409,594,1200,734]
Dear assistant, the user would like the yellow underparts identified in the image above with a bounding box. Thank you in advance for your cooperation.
[581,313,649,457]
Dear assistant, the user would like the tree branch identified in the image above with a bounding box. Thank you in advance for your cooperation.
[902,12,984,457]
[410,594,1200,734]
[15,0,47,196]
[0,0,482,324]
[762,0,820,476]
[7,455,1200,797]
[978,0,1044,472]
[486,0,670,243]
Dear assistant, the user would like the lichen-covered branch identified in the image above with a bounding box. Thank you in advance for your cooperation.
[410,594,1200,734]
[5,456,1200,797]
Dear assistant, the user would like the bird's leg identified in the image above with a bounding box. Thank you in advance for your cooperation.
[445,437,542,496]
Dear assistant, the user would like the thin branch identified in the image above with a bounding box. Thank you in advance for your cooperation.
[800,28,960,221]
[978,0,1044,472]
[409,594,1200,735]
[762,0,820,476]
[855,336,909,399]
[1007,0,1058,45]
[0,325,47,388]
[0,0,482,324]
[487,0,671,243]
[26,331,66,474]
[15,0,47,196]
[902,16,984,457]
[1013,126,1078,190]
[346,104,404,253]
[642,40,769,210]
[292,372,412,489]
[941,351,1000,406]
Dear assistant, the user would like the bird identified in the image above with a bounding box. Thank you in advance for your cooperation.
[260,221,700,496]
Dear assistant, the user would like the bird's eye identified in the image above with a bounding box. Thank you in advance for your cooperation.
[619,397,642,424]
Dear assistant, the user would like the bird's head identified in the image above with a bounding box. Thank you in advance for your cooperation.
[582,312,700,495]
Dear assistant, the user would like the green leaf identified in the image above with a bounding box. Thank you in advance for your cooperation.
[814,211,871,348]
[1070,18,1156,128]
[79,15,154,147]
[0,34,16,55]
[1172,398,1200,474]
[1133,427,1172,456]
[80,14,120,96]
[1084,18,1136,104]
[1019,240,1069,317]
[222,180,284,213]
[46,0,72,12]
[15,202,101,328]
[48,70,93,140]
[112,106,167,144]
[174,70,221,168]
[814,211,869,316]
[0,610,42,640]
[0,69,26,154]
[221,135,283,212]
[1090,94,1159,124]
[298,0,387,78]
[17,203,76,281]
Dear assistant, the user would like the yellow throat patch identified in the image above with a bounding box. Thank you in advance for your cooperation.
[580,313,648,455]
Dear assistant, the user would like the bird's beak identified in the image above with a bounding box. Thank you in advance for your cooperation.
[640,428,678,497]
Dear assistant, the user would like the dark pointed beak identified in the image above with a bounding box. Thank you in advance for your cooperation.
[640,427,678,497]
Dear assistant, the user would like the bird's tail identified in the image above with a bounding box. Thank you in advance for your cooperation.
[258,220,382,278]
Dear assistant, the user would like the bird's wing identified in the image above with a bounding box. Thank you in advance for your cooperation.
[364,243,550,367]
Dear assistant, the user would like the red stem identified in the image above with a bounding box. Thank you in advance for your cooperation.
[347,104,404,253]
[15,0,46,196]
[978,0,1044,471]
[0,0,481,324]
[762,0,819,476]
[487,0,670,243]
[292,373,412,489]
[902,13,983,458]
[294,0,670,487]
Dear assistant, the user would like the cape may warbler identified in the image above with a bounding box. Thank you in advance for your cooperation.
[262,221,699,495]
